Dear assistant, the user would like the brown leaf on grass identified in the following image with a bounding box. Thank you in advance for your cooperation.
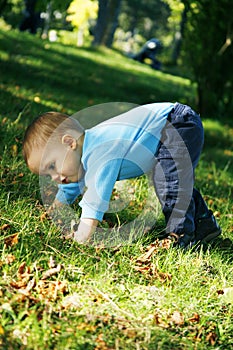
[159,238,173,249]
[36,280,67,300]
[8,258,68,305]
[153,267,172,283]
[40,212,50,222]
[17,262,31,279]
[136,244,157,263]
[18,262,27,274]
[41,264,62,280]
[17,172,24,178]
[10,262,33,292]
[134,262,172,282]
[154,313,169,329]
[188,313,200,323]
[217,289,224,295]
[136,240,171,264]
[94,333,111,350]
[206,331,218,346]
[4,233,19,247]
[77,323,97,332]
[155,310,202,335]
[15,278,36,296]
[0,223,11,231]
[10,279,29,289]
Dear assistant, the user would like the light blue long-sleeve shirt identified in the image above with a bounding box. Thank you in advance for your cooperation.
[56,102,174,221]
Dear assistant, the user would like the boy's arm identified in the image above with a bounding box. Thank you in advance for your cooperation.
[73,218,99,243]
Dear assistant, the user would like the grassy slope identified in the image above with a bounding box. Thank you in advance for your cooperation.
[0,23,233,350]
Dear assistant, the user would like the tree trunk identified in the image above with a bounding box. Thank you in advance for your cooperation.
[92,0,122,47]
[171,4,188,65]
[105,0,122,47]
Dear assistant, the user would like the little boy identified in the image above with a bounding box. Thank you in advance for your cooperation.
[22,102,221,247]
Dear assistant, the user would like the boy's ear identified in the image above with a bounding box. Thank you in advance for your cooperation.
[61,134,77,150]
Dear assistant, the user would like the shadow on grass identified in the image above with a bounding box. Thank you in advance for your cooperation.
[0,28,195,124]
[206,237,233,260]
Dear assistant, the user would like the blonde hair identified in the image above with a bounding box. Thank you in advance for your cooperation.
[22,111,84,165]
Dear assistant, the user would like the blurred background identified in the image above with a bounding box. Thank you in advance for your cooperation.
[0,0,232,117]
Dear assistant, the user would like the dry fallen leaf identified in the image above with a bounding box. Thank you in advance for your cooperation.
[154,313,169,329]
[206,331,218,346]
[159,238,172,249]
[40,211,50,222]
[136,244,157,263]
[36,280,67,300]
[0,223,11,231]
[188,313,200,323]
[10,279,29,289]
[94,333,110,350]
[17,262,31,279]
[41,264,62,280]
[4,233,19,247]
[18,262,27,275]
[134,262,172,282]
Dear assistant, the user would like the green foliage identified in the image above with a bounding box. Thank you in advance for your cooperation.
[182,0,233,117]
[120,0,171,39]
[67,0,98,29]
[66,0,98,46]
[0,24,233,349]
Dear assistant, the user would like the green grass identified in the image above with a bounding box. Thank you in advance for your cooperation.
[0,21,233,350]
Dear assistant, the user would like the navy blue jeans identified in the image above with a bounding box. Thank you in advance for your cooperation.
[153,103,209,236]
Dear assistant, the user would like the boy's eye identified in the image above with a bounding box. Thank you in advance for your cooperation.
[49,162,55,171]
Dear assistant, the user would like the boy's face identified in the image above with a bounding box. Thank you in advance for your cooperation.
[27,135,83,184]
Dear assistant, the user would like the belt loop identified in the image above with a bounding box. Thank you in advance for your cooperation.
[173,102,187,115]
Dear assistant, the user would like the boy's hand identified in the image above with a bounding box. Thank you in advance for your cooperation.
[71,218,98,244]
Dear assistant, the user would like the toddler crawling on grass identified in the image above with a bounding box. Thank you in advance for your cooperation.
[22,102,221,247]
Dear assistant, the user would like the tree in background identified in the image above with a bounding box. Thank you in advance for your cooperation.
[182,0,233,116]
[19,0,40,34]
[92,0,122,47]
[67,0,98,46]
[0,0,24,25]
[162,0,187,65]
[119,0,170,42]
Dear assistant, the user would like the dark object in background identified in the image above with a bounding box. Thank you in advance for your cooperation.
[132,38,162,70]
[19,0,41,34]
